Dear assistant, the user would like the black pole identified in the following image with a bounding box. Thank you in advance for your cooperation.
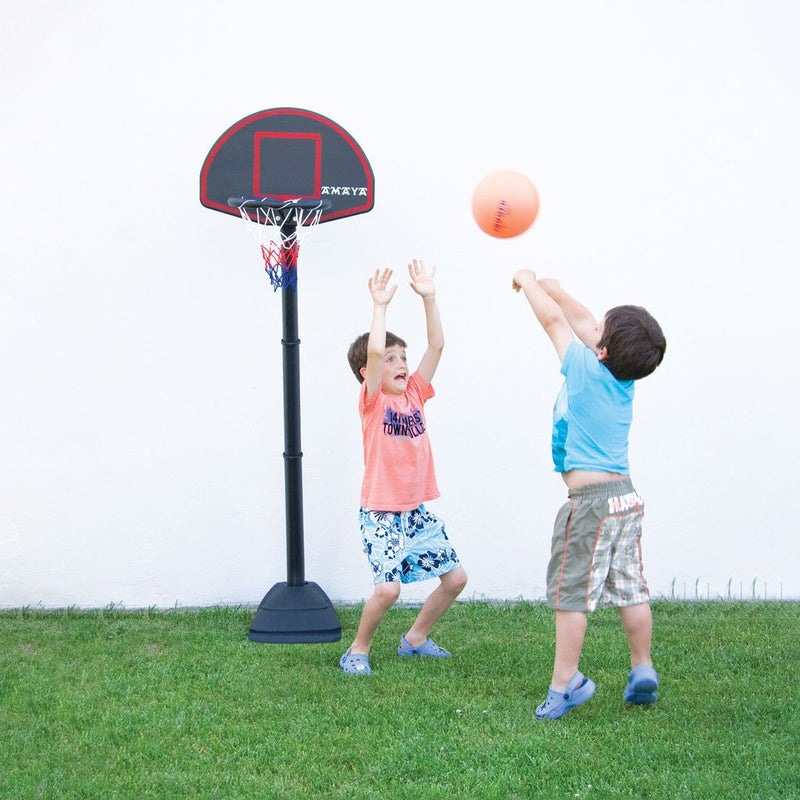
[281,250,305,586]
[247,216,341,643]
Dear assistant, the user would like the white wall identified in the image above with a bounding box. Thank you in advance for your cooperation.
[2,1,798,608]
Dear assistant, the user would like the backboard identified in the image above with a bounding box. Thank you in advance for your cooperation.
[200,107,374,223]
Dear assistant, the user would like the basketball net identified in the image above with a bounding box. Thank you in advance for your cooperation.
[234,200,326,291]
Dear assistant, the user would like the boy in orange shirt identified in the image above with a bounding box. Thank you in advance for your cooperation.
[341,260,468,675]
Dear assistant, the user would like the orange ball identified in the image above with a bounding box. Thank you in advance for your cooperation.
[471,170,540,238]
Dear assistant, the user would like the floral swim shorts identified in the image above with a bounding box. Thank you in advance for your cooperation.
[360,504,461,584]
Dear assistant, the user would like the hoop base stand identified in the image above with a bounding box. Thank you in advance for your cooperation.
[248,581,341,643]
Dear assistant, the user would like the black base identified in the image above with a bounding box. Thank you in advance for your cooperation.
[248,581,342,643]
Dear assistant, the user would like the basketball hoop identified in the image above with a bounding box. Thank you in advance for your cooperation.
[200,109,375,644]
[228,197,331,290]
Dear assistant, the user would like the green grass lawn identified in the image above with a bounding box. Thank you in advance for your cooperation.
[1,601,798,799]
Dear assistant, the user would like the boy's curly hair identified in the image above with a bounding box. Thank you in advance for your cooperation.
[347,331,408,383]
[598,305,666,381]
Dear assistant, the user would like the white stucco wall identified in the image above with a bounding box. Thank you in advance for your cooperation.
[2,1,798,608]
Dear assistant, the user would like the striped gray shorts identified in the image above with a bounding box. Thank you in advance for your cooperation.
[546,478,651,612]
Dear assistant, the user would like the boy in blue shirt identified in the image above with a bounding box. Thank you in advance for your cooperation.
[513,269,666,720]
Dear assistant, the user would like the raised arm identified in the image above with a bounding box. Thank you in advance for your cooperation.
[364,268,397,398]
[408,259,444,385]
[512,269,573,362]
[537,278,601,351]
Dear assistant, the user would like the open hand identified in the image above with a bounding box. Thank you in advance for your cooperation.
[408,259,437,298]
[368,268,397,306]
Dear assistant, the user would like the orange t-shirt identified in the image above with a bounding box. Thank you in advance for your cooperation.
[359,372,440,511]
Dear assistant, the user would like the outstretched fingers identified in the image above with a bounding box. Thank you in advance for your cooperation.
[408,259,437,297]
[369,267,394,290]
[369,268,397,305]
[408,258,435,281]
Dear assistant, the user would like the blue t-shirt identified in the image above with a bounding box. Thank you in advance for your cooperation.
[552,341,634,473]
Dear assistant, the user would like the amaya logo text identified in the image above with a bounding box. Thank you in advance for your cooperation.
[321,186,369,196]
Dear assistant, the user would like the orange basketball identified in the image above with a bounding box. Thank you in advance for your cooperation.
[471,170,540,238]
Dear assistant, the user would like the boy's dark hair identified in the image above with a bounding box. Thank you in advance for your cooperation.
[347,331,407,383]
[598,305,666,381]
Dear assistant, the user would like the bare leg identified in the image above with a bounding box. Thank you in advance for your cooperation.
[551,610,588,690]
[404,567,468,647]
[619,602,653,668]
[349,581,401,655]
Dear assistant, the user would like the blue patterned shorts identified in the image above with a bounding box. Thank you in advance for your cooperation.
[360,504,461,584]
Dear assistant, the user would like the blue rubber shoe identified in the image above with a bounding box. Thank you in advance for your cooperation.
[623,664,659,704]
[536,671,596,720]
[397,635,451,658]
[339,648,372,675]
